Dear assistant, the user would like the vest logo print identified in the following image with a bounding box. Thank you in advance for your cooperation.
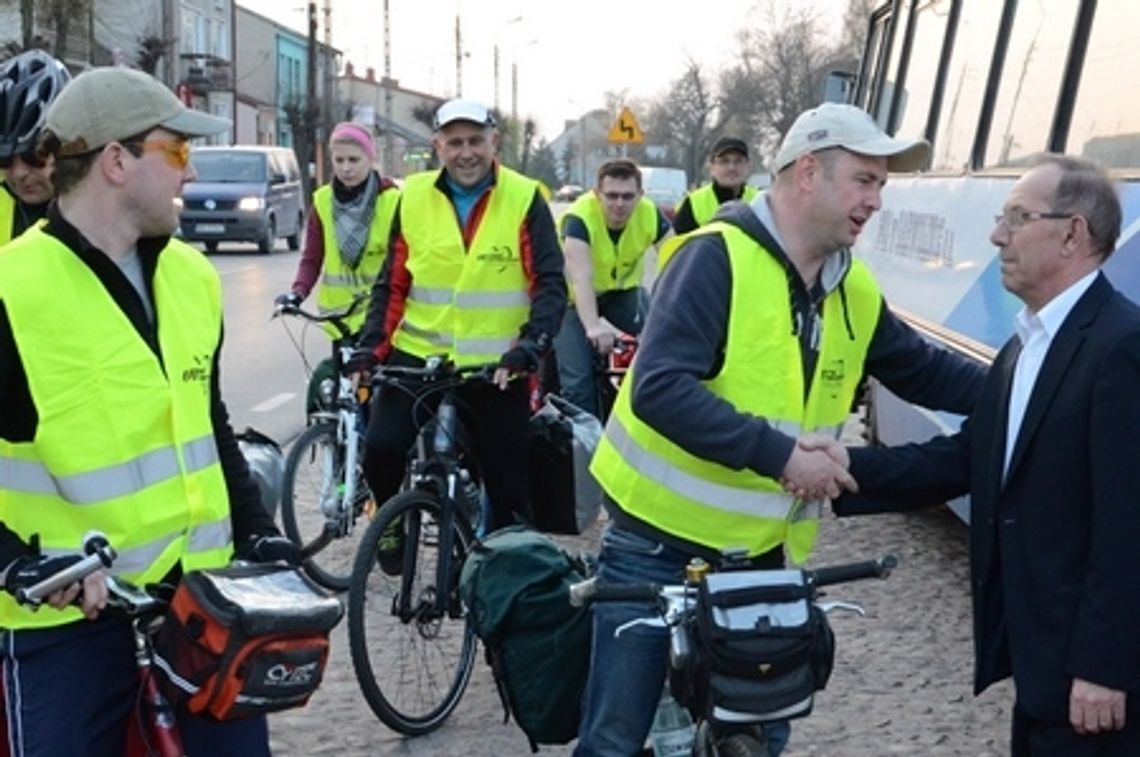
[265,661,319,687]
[476,244,519,273]
[182,353,212,393]
[819,358,845,399]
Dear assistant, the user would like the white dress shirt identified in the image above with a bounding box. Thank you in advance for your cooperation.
[1004,271,1098,478]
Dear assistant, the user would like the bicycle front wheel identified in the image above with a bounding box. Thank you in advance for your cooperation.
[281,420,372,591]
[347,490,478,736]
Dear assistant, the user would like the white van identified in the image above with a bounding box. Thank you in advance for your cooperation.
[639,166,688,218]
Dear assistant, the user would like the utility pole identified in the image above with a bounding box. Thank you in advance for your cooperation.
[305,2,318,191]
[384,0,395,175]
[321,0,333,182]
[493,44,500,112]
[454,15,463,96]
[511,62,518,121]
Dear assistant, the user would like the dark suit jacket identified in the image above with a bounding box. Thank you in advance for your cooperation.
[835,273,1140,723]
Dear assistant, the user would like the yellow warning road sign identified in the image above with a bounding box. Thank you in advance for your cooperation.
[607,107,645,144]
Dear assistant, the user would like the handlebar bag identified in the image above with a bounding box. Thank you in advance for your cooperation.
[152,563,344,720]
[683,569,834,726]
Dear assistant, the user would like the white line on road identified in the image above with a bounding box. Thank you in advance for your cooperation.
[250,393,295,413]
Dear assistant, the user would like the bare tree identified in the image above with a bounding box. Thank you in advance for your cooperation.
[283,97,320,200]
[137,35,174,76]
[837,0,878,69]
[43,0,88,60]
[719,4,835,166]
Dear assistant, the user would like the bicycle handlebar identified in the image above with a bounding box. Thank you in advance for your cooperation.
[272,292,368,338]
[371,359,499,389]
[568,555,898,610]
[806,554,897,587]
[16,539,117,607]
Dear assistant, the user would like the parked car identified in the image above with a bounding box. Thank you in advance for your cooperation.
[179,146,305,254]
[639,166,688,222]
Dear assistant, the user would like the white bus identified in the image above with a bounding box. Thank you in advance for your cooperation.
[849,0,1140,521]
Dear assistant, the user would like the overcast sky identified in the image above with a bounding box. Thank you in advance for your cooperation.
[240,0,852,142]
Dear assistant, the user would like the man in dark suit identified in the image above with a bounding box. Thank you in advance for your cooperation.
[821,153,1140,755]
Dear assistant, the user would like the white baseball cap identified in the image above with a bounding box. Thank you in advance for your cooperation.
[774,103,930,173]
[433,98,496,130]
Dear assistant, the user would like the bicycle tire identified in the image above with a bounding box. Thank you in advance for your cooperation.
[693,721,771,757]
[347,490,478,736]
[280,420,371,591]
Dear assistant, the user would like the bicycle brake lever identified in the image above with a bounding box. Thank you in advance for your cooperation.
[615,616,667,637]
[817,600,866,617]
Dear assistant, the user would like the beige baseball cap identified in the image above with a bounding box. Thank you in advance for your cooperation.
[45,67,230,157]
[774,103,930,173]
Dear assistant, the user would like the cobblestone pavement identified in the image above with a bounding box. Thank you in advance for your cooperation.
[269,420,1014,757]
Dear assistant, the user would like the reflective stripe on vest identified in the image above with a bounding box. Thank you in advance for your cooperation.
[0,229,234,629]
[590,221,881,563]
[391,166,535,366]
[686,183,759,228]
[559,192,657,294]
[312,182,399,338]
[0,187,14,247]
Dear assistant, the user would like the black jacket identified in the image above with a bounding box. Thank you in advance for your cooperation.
[836,274,1140,721]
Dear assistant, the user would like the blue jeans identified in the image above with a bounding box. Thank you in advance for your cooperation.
[573,525,790,757]
[554,288,646,418]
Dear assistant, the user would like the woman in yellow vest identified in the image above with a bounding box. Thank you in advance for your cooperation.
[575,104,984,757]
[275,122,400,340]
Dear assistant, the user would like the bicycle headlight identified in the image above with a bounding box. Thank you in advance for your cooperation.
[318,377,336,409]
[238,196,264,212]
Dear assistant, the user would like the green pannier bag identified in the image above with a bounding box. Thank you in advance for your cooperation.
[459,526,593,752]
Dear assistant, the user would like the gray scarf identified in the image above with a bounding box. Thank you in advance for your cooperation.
[332,172,378,269]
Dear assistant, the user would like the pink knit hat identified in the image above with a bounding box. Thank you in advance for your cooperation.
[329,122,376,163]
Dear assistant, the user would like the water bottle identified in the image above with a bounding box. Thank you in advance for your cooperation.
[647,686,695,756]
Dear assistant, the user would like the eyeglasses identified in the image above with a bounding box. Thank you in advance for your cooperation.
[0,151,48,170]
[601,191,638,202]
[123,139,192,170]
[712,154,748,166]
[993,208,1074,231]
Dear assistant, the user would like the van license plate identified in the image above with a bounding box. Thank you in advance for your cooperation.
[195,223,225,234]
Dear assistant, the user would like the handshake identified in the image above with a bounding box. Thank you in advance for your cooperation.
[780,434,857,500]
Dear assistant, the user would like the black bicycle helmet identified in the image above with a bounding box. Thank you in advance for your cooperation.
[0,49,71,161]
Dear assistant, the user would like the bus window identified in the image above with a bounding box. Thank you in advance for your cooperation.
[1065,0,1140,170]
[892,0,953,142]
[982,0,1080,168]
[875,0,913,129]
[859,7,894,114]
[931,0,1003,172]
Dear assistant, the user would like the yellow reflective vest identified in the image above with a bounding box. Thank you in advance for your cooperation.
[0,186,14,247]
[390,166,536,366]
[681,183,759,228]
[560,192,658,295]
[591,222,881,564]
[312,182,400,338]
[0,229,234,629]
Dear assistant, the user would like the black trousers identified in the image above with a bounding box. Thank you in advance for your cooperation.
[361,350,531,532]
[1012,701,1140,756]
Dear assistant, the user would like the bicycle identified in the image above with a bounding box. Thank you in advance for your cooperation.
[570,552,897,757]
[346,357,493,736]
[13,535,184,757]
[274,294,373,591]
[593,333,637,422]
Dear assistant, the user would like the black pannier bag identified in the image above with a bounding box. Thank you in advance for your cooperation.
[526,394,602,535]
[675,569,835,727]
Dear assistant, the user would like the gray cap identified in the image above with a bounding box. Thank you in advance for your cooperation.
[46,67,230,156]
[432,98,496,130]
[774,103,930,173]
